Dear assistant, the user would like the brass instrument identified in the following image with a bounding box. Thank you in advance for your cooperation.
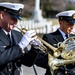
[15,26,75,75]
[15,26,59,54]
[48,36,75,75]
[15,26,62,56]
[15,26,48,54]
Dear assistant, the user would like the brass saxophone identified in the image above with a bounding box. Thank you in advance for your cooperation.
[15,26,75,75]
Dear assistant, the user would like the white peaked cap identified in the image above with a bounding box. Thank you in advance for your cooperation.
[0,2,24,10]
[0,2,24,20]
[56,10,75,18]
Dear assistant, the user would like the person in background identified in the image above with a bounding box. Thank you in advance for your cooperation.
[34,10,75,75]
[0,2,40,75]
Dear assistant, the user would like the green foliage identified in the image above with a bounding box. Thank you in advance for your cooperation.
[66,6,75,10]
[37,33,44,38]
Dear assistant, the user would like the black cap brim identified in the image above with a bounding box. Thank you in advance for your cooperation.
[65,19,75,24]
[59,16,75,24]
[8,13,22,20]
[0,6,22,20]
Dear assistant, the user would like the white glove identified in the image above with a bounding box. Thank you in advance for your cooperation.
[30,39,42,49]
[30,39,42,53]
[30,39,48,54]
[18,30,36,49]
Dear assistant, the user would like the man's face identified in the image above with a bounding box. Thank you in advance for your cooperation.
[0,11,17,32]
[59,20,74,34]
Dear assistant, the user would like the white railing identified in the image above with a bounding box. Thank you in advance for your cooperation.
[14,20,52,34]
[52,25,59,32]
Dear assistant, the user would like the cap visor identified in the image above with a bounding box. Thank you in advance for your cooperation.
[8,13,22,20]
[65,19,75,25]
[11,15,22,20]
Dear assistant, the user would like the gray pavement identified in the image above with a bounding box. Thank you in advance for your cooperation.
[21,45,46,75]
[22,65,46,75]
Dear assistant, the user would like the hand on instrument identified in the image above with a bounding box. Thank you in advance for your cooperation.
[30,39,44,49]
[18,30,36,49]
[30,39,48,54]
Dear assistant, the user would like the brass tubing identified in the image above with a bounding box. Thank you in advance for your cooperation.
[16,27,57,52]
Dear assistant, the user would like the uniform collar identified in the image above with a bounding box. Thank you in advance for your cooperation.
[2,29,11,37]
[58,28,69,40]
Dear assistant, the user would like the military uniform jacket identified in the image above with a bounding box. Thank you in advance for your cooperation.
[0,27,37,75]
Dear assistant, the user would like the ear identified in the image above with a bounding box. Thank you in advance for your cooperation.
[59,20,64,25]
[0,11,5,19]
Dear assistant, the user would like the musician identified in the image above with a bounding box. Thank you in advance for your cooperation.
[0,2,40,75]
[34,10,75,75]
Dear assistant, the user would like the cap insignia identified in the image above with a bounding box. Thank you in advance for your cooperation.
[4,9,6,11]
[18,8,23,15]
[72,13,75,19]
[60,17,62,19]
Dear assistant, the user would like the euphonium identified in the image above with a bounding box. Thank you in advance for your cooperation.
[48,36,75,75]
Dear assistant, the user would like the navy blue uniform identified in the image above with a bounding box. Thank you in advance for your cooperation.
[0,27,37,75]
[35,29,75,75]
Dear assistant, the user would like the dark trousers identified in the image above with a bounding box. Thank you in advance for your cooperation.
[45,66,75,75]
